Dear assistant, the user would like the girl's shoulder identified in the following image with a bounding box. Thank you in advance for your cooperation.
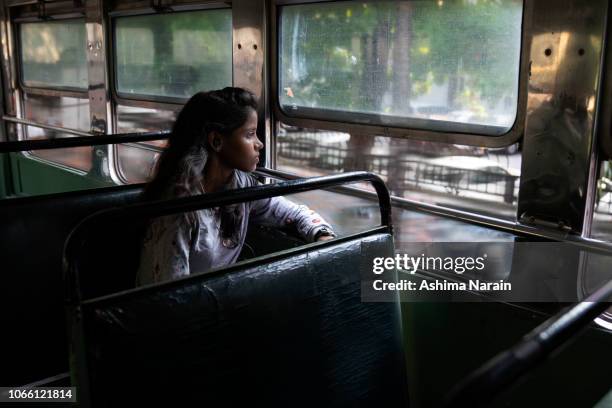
[234,170,260,188]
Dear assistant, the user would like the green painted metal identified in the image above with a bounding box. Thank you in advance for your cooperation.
[8,153,113,196]
[0,153,9,198]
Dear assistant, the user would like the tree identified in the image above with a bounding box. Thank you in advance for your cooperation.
[280,0,523,123]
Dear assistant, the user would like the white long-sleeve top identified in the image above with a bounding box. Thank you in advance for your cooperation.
[136,171,334,285]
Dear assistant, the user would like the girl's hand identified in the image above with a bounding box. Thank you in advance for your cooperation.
[317,234,335,242]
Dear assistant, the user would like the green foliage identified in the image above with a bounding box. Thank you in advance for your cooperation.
[411,0,522,104]
[280,0,523,124]
[115,9,232,98]
[281,2,396,111]
[20,20,88,88]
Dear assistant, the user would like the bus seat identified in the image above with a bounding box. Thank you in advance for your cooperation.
[0,185,144,385]
[72,231,408,407]
[73,216,306,302]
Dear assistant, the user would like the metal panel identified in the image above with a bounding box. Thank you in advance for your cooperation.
[0,3,24,150]
[85,0,112,179]
[517,0,608,234]
[232,0,270,167]
[8,0,86,19]
[19,86,87,98]
[0,2,18,119]
[108,0,229,15]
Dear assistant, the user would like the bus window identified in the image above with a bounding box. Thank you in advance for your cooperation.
[19,20,88,90]
[17,19,91,172]
[114,9,232,100]
[278,0,523,135]
[22,94,92,172]
[116,144,159,184]
[114,105,176,184]
[276,122,521,221]
[591,160,612,242]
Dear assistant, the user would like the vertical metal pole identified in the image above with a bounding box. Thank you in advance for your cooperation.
[85,0,112,180]
[232,0,270,169]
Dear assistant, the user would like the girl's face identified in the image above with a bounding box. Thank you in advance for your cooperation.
[218,108,263,172]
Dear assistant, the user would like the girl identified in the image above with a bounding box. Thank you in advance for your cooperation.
[136,87,335,285]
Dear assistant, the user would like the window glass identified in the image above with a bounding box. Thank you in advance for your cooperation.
[20,20,88,89]
[117,144,159,184]
[276,121,521,221]
[23,93,92,172]
[591,160,612,242]
[279,0,523,135]
[115,9,233,99]
[114,104,176,184]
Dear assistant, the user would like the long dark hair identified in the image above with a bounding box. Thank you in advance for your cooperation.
[144,87,258,242]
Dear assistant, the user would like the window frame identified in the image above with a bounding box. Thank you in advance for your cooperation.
[109,3,233,106]
[4,3,94,174]
[107,2,232,185]
[16,93,95,173]
[271,0,534,148]
[14,17,90,97]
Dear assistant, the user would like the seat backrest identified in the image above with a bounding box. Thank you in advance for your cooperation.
[75,220,306,301]
[73,213,148,301]
[75,231,408,407]
[0,185,143,385]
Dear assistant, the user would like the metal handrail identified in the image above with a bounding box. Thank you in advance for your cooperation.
[3,116,92,137]
[257,168,612,257]
[444,279,612,407]
[0,115,170,152]
[63,171,392,303]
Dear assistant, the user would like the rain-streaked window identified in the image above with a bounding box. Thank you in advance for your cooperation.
[114,9,232,99]
[279,0,523,135]
[20,20,88,89]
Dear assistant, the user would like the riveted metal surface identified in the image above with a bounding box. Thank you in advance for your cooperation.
[0,5,12,119]
[232,0,270,167]
[85,0,113,181]
[0,2,18,120]
[85,0,110,135]
[517,0,608,234]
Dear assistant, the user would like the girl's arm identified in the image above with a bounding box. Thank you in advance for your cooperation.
[249,194,335,242]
